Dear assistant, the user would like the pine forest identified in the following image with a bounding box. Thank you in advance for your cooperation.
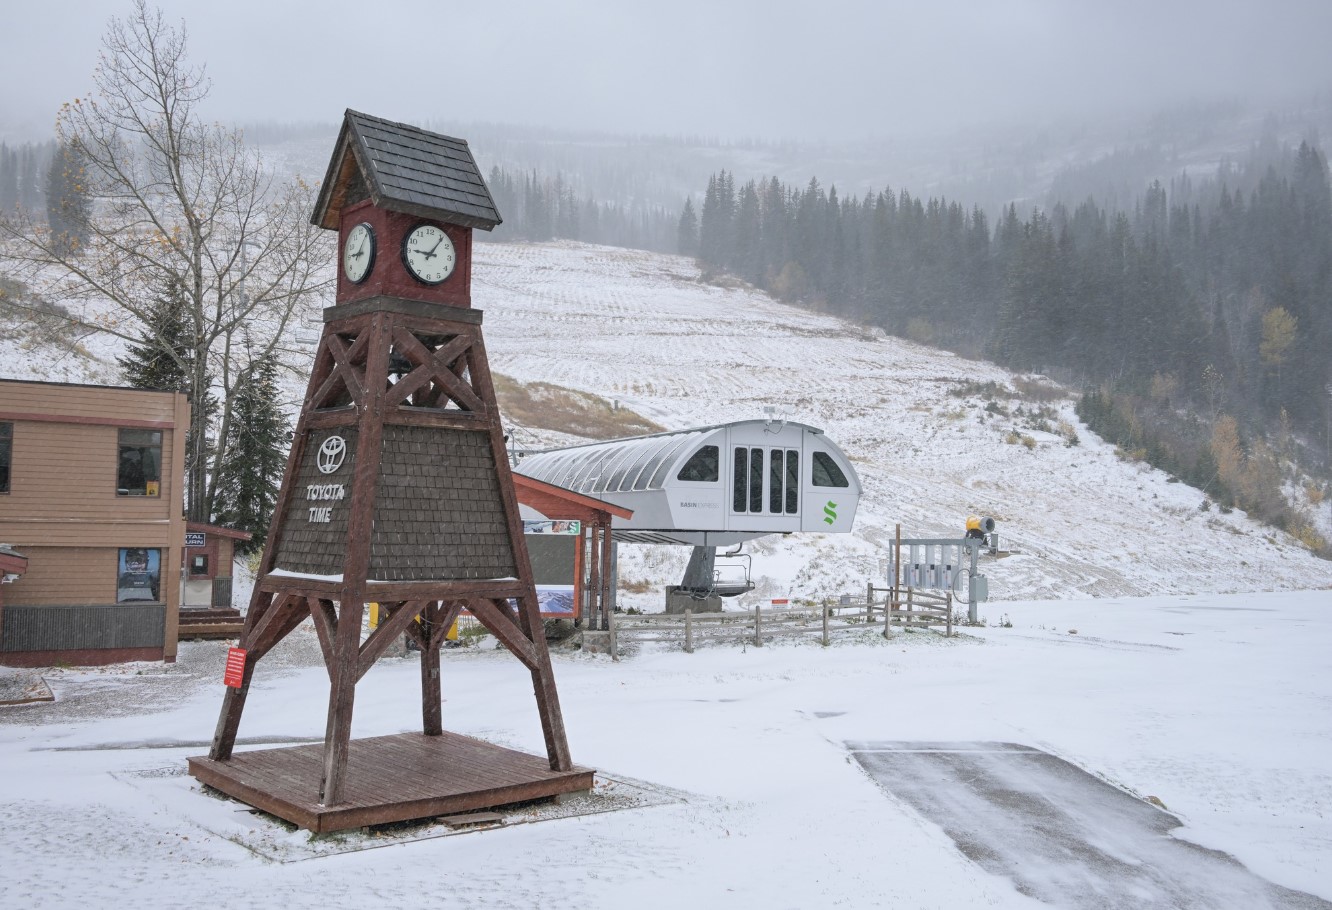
[685,141,1332,548]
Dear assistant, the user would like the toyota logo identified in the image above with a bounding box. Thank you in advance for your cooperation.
[317,436,348,474]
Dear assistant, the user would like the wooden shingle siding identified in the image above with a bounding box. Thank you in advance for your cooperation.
[312,110,502,232]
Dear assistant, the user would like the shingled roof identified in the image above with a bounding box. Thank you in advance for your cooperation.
[311,110,502,231]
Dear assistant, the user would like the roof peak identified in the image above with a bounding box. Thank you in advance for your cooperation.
[310,109,502,232]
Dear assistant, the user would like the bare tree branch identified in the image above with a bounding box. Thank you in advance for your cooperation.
[0,0,333,521]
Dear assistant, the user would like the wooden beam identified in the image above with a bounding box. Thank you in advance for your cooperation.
[303,407,358,430]
[364,579,527,601]
[467,328,574,773]
[466,597,539,671]
[356,600,426,682]
[247,598,312,662]
[308,331,366,411]
[240,593,295,653]
[320,311,391,807]
[208,657,256,761]
[402,616,429,651]
[381,408,490,430]
[308,598,338,679]
[384,330,476,409]
[430,601,465,650]
[513,590,573,772]
[264,577,529,602]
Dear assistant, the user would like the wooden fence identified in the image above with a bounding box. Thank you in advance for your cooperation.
[605,587,951,657]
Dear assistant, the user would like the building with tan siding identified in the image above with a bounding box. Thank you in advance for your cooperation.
[0,379,188,666]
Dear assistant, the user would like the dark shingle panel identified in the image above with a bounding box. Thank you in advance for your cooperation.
[315,110,502,231]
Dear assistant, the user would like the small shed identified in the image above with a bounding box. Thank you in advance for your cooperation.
[0,544,29,610]
[182,522,252,608]
[514,474,632,631]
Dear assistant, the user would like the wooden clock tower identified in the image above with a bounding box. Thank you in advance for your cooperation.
[189,111,589,832]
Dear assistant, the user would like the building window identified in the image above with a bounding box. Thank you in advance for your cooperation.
[811,451,849,488]
[0,422,10,493]
[677,445,719,482]
[117,547,161,603]
[784,449,799,513]
[117,428,162,496]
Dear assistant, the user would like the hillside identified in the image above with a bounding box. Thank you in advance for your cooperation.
[476,242,1332,605]
[5,240,1331,606]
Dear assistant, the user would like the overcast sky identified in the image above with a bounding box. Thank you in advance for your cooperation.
[4,0,1332,143]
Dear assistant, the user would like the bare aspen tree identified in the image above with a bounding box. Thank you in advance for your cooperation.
[0,1,332,521]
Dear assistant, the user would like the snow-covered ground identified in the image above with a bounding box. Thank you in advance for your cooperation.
[9,240,1331,602]
[4,240,1330,907]
[470,241,1332,603]
[1,591,1328,908]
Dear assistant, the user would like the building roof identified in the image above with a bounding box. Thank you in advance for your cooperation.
[186,522,253,541]
[0,544,28,577]
[513,420,830,497]
[515,428,714,495]
[311,110,502,232]
[513,474,634,521]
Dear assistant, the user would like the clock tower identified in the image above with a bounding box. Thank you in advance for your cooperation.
[193,112,588,827]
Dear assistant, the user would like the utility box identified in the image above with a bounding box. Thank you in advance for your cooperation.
[970,575,989,602]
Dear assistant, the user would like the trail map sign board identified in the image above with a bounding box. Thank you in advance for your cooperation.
[189,111,586,828]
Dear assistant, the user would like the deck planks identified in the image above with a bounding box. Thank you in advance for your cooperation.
[188,731,593,833]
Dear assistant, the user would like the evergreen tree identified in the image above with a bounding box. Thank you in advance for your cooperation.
[676,197,698,257]
[0,144,17,214]
[118,277,195,390]
[212,353,287,551]
[118,276,216,514]
[45,141,91,256]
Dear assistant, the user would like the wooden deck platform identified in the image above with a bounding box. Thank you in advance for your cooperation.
[188,731,594,833]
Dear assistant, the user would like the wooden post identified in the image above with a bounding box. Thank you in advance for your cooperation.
[573,521,587,628]
[320,312,391,806]
[685,608,693,653]
[599,520,613,632]
[607,599,618,661]
[866,581,874,622]
[822,599,830,647]
[421,602,443,735]
[946,592,953,638]
[586,525,601,631]
[754,602,763,647]
[894,522,902,612]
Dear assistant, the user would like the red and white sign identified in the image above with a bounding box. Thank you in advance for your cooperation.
[223,647,248,688]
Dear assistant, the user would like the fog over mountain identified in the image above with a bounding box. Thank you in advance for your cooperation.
[4,0,1332,143]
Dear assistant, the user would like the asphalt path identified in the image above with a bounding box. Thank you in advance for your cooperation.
[850,741,1330,910]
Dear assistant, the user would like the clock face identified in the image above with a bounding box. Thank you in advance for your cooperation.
[402,223,456,285]
[342,222,376,284]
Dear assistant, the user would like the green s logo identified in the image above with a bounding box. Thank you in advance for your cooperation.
[823,500,838,525]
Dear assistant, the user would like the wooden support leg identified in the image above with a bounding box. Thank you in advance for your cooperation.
[514,591,573,771]
[209,660,256,761]
[208,598,312,760]
[319,591,366,806]
[209,590,279,761]
[420,602,443,736]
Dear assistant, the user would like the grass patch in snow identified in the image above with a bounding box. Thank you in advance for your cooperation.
[493,373,664,440]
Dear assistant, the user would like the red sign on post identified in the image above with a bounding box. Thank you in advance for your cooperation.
[223,647,248,688]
